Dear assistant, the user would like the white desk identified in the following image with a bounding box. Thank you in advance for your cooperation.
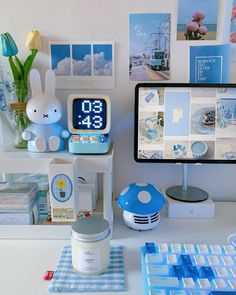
[0,202,236,295]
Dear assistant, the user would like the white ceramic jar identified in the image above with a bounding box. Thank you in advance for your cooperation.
[71,216,110,275]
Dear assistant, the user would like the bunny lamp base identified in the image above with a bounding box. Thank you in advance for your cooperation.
[22,123,67,152]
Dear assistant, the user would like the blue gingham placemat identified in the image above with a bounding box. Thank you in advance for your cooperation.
[48,245,125,293]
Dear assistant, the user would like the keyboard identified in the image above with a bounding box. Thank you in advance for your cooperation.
[141,242,236,295]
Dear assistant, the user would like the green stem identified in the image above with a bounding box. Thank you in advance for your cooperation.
[15,80,28,103]
[23,49,38,81]
[14,110,28,148]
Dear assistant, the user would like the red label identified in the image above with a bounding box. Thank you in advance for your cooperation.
[43,270,54,281]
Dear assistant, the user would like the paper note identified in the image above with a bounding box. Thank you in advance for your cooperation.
[172,108,183,123]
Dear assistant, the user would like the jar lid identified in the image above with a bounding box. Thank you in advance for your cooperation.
[71,216,110,242]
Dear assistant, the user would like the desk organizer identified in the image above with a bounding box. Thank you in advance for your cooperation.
[48,245,125,293]
[48,157,79,222]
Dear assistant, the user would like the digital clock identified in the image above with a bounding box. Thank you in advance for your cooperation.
[73,98,107,131]
[67,95,111,154]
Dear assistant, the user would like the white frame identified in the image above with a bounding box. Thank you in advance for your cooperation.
[49,41,115,89]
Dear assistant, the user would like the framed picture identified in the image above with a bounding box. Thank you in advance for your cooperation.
[49,41,115,89]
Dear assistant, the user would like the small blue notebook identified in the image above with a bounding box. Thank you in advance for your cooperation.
[48,245,125,293]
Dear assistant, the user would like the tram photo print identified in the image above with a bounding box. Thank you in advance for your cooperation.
[129,13,171,81]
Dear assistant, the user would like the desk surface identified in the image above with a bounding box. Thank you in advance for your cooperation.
[0,202,236,295]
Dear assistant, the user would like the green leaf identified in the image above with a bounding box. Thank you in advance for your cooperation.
[14,56,23,80]
[8,56,20,80]
[23,49,38,81]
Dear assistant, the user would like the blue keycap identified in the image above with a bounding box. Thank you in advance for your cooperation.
[172,265,185,279]
[187,265,199,280]
[180,254,192,266]
[145,242,156,254]
[141,242,236,295]
[200,266,215,281]
[170,290,187,295]
[209,292,236,295]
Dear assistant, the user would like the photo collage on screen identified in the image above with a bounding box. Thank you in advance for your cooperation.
[137,87,236,160]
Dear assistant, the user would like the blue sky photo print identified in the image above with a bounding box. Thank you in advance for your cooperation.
[50,43,113,77]
[93,44,112,76]
[72,44,92,76]
[51,44,70,75]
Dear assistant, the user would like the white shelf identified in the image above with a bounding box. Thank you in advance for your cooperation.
[0,145,114,228]
[0,145,113,174]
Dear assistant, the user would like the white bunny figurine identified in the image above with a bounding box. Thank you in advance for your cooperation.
[22,69,69,152]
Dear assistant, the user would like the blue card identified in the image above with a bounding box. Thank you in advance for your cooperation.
[190,44,230,83]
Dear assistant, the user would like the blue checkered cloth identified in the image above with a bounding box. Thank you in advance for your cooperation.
[48,245,125,293]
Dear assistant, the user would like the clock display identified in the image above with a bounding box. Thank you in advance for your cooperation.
[72,98,107,130]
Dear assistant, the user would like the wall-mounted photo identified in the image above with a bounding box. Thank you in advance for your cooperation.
[129,13,171,81]
[49,42,114,89]
[189,45,230,84]
[230,0,236,43]
[177,0,219,41]
[51,44,71,76]
[72,44,92,76]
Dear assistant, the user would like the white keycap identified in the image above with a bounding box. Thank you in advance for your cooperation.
[171,243,182,253]
[197,244,209,254]
[228,279,236,289]
[208,255,220,266]
[212,278,227,289]
[182,277,195,288]
[166,254,177,264]
[197,278,211,289]
[146,254,163,264]
[194,255,206,265]
[147,264,169,275]
[215,266,229,277]
[224,245,236,254]
[230,267,236,277]
[222,255,234,266]
[210,244,222,254]
[158,243,168,253]
[148,276,179,288]
[184,244,195,254]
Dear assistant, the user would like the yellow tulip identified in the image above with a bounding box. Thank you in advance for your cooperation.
[26,30,41,50]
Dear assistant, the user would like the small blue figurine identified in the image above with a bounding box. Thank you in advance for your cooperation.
[22,69,69,152]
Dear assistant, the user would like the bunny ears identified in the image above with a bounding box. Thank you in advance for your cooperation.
[30,69,56,97]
